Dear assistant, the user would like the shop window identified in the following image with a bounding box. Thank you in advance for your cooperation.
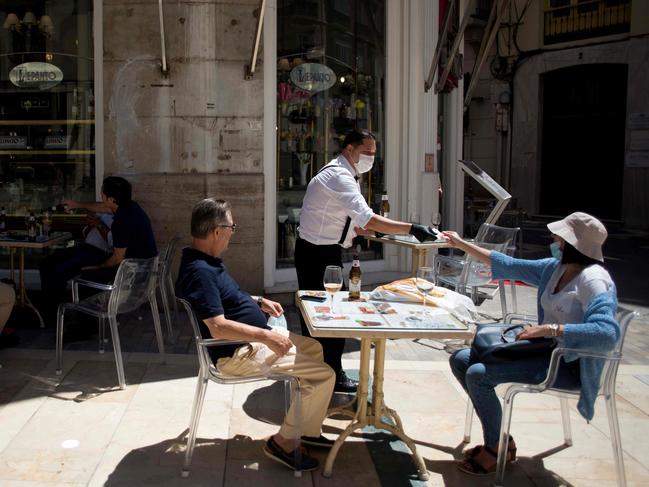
[276,0,386,269]
[0,1,96,217]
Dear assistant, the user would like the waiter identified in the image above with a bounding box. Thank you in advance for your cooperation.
[295,129,437,392]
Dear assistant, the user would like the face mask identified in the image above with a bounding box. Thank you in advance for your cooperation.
[355,154,374,174]
[550,241,563,261]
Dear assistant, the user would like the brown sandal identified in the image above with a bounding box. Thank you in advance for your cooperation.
[463,436,517,463]
[458,445,499,475]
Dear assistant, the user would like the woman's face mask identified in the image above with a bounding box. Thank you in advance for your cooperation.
[355,154,374,174]
[550,241,563,260]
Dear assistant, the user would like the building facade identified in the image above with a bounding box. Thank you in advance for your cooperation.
[463,0,649,229]
[1,0,451,293]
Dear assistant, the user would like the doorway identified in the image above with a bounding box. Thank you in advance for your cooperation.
[540,63,627,220]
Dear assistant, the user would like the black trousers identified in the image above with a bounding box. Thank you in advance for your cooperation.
[294,237,346,375]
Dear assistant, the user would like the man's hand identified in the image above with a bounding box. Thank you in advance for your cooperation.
[409,224,437,242]
[260,298,284,317]
[264,330,293,357]
[516,325,551,340]
[62,200,80,211]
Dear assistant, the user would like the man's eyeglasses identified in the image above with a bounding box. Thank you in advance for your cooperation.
[218,223,237,232]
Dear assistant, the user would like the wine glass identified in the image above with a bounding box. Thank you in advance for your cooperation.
[406,267,436,322]
[316,266,343,320]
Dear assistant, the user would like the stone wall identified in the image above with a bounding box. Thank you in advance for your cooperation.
[102,0,266,291]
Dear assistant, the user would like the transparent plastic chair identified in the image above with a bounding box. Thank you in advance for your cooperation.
[177,298,304,479]
[462,307,638,487]
[55,257,164,390]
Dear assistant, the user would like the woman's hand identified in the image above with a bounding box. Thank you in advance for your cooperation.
[441,230,464,247]
[261,298,284,317]
[516,325,551,340]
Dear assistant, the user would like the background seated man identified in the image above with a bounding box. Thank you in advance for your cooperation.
[63,176,157,284]
[176,198,335,472]
[39,212,113,325]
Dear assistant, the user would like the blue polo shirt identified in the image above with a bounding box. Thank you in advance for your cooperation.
[175,247,269,362]
[111,201,158,259]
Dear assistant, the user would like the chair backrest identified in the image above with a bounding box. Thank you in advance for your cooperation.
[598,306,638,395]
[159,236,182,279]
[177,298,208,368]
[475,223,521,257]
[108,257,159,315]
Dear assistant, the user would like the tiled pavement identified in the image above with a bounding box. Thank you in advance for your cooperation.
[1,283,648,486]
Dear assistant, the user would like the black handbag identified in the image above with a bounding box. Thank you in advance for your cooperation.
[471,324,557,364]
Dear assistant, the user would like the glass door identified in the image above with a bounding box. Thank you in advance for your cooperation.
[276,0,386,269]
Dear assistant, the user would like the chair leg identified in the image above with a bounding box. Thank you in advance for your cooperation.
[108,315,127,390]
[285,378,302,478]
[98,317,106,354]
[605,394,627,487]
[167,274,178,318]
[149,293,166,363]
[159,282,174,340]
[181,375,209,478]
[463,399,473,443]
[55,305,67,375]
[510,280,518,314]
[495,388,518,487]
[559,397,573,446]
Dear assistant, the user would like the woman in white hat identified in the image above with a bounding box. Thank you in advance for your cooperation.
[442,212,620,475]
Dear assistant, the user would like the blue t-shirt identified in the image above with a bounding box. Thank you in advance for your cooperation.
[175,247,269,362]
[111,201,158,259]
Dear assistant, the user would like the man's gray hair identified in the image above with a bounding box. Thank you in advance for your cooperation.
[191,198,231,238]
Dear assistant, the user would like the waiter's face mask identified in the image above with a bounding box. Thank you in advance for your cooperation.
[356,154,375,174]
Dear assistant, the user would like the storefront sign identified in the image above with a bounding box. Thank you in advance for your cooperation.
[9,62,64,90]
[44,135,71,149]
[290,63,336,93]
[0,136,27,149]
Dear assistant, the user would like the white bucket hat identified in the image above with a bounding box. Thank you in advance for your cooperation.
[547,212,607,262]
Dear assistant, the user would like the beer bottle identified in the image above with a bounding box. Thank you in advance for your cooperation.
[27,212,37,241]
[0,207,6,231]
[348,254,362,301]
[380,190,390,219]
[42,207,52,237]
[376,190,390,238]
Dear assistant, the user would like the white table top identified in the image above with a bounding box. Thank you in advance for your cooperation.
[295,290,473,340]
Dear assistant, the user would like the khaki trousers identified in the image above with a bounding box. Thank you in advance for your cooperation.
[217,331,335,439]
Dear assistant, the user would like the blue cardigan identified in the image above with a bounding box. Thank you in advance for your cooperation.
[490,251,620,420]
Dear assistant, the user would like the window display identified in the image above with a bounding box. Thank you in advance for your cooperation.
[276,0,386,269]
[0,1,95,219]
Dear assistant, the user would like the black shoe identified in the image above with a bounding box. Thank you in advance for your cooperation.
[301,435,335,449]
[334,370,358,393]
[263,437,318,471]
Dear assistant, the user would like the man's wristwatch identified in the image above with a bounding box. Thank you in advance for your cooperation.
[549,324,560,337]
[256,295,264,307]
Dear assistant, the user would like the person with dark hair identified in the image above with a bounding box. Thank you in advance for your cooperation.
[176,198,335,472]
[443,212,619,475]
[59,176,157,284]
[295,129,439,392]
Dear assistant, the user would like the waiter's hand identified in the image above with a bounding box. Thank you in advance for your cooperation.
[260,298,284,317]
[353,226,375,237]
[264,330,293,357]
[409,224,437,242]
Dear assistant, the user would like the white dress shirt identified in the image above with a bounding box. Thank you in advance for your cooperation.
[298,155,374,248]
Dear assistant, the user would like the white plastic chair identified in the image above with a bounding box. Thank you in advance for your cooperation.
[177,297,303,478]
[157,236,182,339]
[55,257,165,390]
[462,307,638,487]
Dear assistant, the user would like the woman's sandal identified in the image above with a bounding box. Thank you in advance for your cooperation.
[463,437,517,463]
[458,445,499,475]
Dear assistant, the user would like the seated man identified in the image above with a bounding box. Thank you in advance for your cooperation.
[176,198,335,472]
[63,176,158,284]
